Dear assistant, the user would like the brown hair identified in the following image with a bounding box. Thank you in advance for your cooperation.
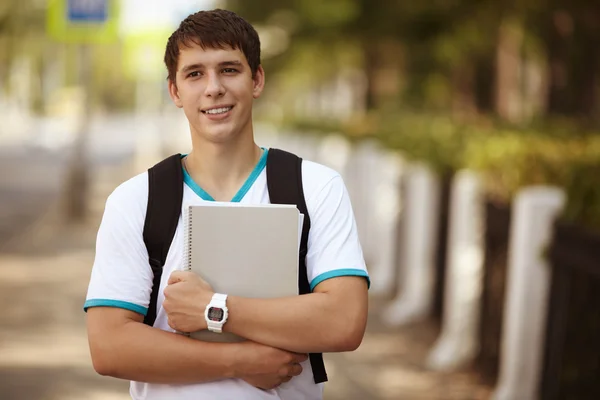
[164,9,261,83]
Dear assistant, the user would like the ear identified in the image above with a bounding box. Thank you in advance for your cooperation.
[168,79,183,108]
[252,65,265,99]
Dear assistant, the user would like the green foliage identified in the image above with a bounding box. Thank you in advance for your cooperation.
[464,132,600,228]
[283,114,600,230]
[374,113,474,173]
[294,0,360,28]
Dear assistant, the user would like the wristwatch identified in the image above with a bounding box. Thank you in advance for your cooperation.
[205,293,228,333]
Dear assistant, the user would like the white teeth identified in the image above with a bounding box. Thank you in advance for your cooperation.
[205,107,232,115]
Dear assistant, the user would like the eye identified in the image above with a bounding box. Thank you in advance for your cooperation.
[222,68,239,74]
[187,71,201,78]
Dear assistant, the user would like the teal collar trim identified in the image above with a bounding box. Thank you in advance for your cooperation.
[231,148,268,202]
[182,162,215,201]
[182,148,268,202]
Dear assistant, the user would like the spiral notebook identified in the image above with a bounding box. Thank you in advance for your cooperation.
[183,202,303,343]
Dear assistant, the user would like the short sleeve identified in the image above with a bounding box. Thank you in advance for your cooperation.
[84,181,153,316]
[305,174,370,291]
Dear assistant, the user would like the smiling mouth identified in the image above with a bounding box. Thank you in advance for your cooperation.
[202,106,234,115]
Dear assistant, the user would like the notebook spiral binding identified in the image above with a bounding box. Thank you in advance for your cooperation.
[183,205,193,272]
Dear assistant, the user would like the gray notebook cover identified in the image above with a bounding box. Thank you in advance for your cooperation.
[183,203,301,343]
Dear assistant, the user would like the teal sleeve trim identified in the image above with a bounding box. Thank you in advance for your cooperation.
[83,299,148,316]
[231,148,269,202]
[310,269,371,292]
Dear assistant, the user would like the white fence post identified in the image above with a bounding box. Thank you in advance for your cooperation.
[427,170,485,370]
[317,135,405,297]
[316,134,352,176]
[492,186,566,400]
[292,132,322,162]
[344,139,381,266]
[368,151,404,296]
[382,163,440,326]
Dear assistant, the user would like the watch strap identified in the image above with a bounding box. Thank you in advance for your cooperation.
[212,293,227,306]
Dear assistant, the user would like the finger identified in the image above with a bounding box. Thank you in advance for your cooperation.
[289,363,303,377]
[168,271,185,285]
[280,376,292,383]
[292,353,309,363]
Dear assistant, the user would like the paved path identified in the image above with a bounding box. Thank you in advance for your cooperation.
[323,307,492,399]
[0,159,492,400]
[0,145,68,250]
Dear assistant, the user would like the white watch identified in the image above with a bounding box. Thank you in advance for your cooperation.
[205,293,228,333]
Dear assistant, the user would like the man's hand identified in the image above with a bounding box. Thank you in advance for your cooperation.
[234,341,308,390]
[163,271,214,332]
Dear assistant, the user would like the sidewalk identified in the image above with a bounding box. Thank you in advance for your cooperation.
[0,162,133,400]
[324,303,492,400]
[0,160,492,400]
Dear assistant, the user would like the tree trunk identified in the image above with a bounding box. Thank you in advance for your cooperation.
[546,10,573,115]
[474,56,496,114]
[451,63,477,120]
[495,19,524,123]
[362,40,380,111]
[573,7,600,119]
[546,6,599,120]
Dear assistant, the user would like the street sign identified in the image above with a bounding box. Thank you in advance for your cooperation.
[47,0,119,44]
[67,0,108,22]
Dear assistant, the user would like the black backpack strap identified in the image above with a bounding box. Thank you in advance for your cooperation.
[143,154,184,327]
[266,148,328,384]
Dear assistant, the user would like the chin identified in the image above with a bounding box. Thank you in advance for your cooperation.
[199,126,240,144]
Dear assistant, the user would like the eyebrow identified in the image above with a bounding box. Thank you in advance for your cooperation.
[180,60,243,74]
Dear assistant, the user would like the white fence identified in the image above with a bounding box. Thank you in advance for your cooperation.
[265,130,567,400]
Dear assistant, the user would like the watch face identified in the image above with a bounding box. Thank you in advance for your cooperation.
[207,307,224,322]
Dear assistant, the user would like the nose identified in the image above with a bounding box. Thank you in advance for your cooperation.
[204,71,225,98]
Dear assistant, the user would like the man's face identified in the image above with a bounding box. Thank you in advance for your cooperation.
[168,44,264,144]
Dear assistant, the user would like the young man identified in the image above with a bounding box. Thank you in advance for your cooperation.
[85,8,369,400]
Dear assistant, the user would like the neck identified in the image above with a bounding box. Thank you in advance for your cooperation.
[185,134,262,202]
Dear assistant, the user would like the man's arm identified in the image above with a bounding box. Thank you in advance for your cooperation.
[165,171,369,354]
[224,276,369,354]
[87,307,307,384]
[165,273,368,354]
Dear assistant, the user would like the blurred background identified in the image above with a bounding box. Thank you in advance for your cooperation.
[0,0,599,399]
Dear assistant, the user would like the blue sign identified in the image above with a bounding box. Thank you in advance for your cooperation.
[68,0,108,22]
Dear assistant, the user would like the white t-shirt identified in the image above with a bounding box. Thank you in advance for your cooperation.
[85,148,369,400]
